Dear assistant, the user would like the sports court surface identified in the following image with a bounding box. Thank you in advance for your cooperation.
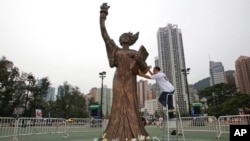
[1,126,229,141]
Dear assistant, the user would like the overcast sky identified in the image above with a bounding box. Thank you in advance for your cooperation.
[1,0,250,94]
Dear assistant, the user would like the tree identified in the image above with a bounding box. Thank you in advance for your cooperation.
[20,73,36,117]
[28,77,50,117]
[222,93,250,115]
[199,83,237,107]
[199,83,250,116]
[205,94,250,117]
[0,56,51,117]
[0,57,20,116]
[55,82,88,118]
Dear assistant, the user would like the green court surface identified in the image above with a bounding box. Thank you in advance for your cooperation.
[0,126,229,141]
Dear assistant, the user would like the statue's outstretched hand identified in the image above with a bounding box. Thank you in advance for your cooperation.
[138,69,143,76]
[139,68,148,75]
[147,65,152,70]
[100,3,110,18]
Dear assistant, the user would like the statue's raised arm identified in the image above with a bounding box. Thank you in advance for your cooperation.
[100,3,118,67]
[100,3,110,41]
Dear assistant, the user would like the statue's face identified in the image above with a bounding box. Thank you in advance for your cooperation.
[120,34,130,45]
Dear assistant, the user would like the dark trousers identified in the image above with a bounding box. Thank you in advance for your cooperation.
[158,91,175,109]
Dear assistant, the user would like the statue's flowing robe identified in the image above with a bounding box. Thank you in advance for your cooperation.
[103,39,149,140]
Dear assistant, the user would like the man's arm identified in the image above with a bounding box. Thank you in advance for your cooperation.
[138,69,151,79]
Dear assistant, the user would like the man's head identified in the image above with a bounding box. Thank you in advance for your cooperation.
[119,32,139,46]
[153,66,161,74]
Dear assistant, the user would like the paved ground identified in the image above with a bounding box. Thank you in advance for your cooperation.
[1,126,229,141]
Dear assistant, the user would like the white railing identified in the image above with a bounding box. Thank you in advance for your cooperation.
[217,114,250,138]
[16,117,66,135]
[0,117,16,139]
[0,115,249,140]
[181,116,219,138]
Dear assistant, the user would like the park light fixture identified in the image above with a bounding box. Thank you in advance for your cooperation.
[99,71,106,119]
[181,68,191,116]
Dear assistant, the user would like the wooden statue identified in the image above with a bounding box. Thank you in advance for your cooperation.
[99,3,150,141]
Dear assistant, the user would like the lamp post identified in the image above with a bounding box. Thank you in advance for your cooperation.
[99,71,106,119]
[24,74,34,117]
[181,68,191,116]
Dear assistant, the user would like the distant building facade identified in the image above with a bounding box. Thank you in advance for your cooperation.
[235,56,250,94]
[224,70,236,84]
[209,61,225,86]
[57,86,63,98]
[137,80,149,108]
[156,24,188,113]
[43,87,56,101]
[89,87,98,103]
[98,85,112,118]
[37,79,56,101]
[144,99,162,115]
[189,86,199,103]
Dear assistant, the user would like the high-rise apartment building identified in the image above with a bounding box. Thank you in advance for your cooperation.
[89,87,98,103]
[57,86,63,98]
[98,85,112,117]
[224,70,236,84]
[235,56,250,94]
[209,61,225,86]
[157,24,188,113]
[137,80,149,108]
[144,99,162,115]
[154,56,159,67]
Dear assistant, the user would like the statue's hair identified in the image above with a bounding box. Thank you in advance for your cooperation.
[119,32,139,46]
